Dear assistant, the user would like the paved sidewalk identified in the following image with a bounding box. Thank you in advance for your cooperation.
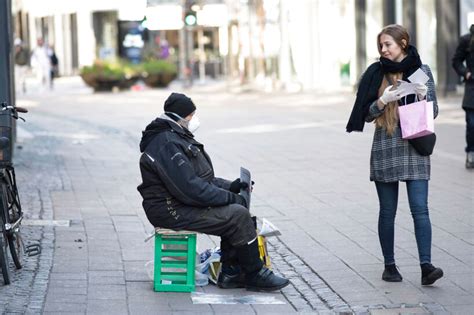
[1,76,472,314]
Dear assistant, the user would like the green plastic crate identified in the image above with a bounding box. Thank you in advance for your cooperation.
[154,231,196,292]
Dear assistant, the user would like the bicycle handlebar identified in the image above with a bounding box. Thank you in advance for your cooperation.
[15,107,28,113]
[1,102,28,121]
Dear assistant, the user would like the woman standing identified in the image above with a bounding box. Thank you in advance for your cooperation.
[346,24,443,285]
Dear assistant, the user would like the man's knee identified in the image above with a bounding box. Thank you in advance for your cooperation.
[226,204,256,247]
[228,204,252,223]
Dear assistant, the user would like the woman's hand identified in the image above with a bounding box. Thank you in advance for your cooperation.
[414,83,428,99]
[379,83,411,106]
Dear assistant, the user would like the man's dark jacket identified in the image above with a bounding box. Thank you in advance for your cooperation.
[452,31,474,109]
[137,118,240,228]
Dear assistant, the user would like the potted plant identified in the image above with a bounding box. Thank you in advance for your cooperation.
[80,60,140,92]
[117,61,141,90]
[141,59,177,88]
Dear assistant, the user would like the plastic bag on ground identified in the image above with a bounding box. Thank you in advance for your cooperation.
[196,247,221,286]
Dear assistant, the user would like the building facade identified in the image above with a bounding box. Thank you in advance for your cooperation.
[11,0,471,91]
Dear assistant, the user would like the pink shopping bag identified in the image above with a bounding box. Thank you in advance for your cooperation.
[398,99,434,139]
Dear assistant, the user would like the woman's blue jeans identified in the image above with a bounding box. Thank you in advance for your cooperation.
[375,180,432,265]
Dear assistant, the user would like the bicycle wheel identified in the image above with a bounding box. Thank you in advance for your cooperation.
[3,170,23,269]
[0,230,11,285]
[7,231,22,269]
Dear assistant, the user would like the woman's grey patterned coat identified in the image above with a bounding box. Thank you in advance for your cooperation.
[365,64,438,182]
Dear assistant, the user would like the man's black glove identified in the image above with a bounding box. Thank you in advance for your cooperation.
[229,178,249,193]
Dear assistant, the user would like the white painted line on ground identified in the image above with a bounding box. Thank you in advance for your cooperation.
[23,219,71,227]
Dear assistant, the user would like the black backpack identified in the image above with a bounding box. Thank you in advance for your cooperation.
[50,53,58,66]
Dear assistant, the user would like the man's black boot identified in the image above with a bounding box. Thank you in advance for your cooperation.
[382,264,403,282]
[421,263,443,285]
[218,238,245,289]
[245,266,290,292]
[217,265,245,289]
[237,239,289,292]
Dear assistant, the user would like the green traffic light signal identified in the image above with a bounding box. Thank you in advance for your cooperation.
[185,12,197,26]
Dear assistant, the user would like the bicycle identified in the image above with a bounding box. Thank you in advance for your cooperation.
[0,102,28,285]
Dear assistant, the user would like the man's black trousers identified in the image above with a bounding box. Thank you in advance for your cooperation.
[170,203,261,273]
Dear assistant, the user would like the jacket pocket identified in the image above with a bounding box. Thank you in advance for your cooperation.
[186,144,213,178]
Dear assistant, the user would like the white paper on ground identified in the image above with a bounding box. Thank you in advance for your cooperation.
[191,292,286,305]
[259,218,282,237]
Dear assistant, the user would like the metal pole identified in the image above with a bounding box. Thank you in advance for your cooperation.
[187,25,194,87]
[383,0,396,26]
[198,26,205,83]
[436,0,459,95]
[179,0,187,82]
[402,0,417,46]
[0,0,16,153]
[0,0,15,106]
[247,0,255,83]
[355,0,366,84]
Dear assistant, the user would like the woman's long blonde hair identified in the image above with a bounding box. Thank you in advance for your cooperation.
[376,73,402,135]
[375,25,410,135]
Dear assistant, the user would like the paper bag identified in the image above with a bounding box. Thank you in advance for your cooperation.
[398,99,434,139]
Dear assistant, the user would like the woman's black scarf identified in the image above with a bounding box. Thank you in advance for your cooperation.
[346,45,422,132]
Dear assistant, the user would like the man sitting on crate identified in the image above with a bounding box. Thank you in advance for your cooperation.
[137,93,289,292]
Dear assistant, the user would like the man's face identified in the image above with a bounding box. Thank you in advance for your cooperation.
[184,112,195,122]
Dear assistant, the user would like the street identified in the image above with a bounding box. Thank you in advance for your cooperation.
[0,77,472,314]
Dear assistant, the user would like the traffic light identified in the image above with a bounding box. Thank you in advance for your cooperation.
[184,10,197,26]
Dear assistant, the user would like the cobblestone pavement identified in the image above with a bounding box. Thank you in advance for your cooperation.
[0,114,63,313]
[0,77,471,314]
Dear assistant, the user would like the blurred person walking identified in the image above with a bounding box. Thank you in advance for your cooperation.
[346,24,443,286]
[14,38,29,93]
[49,46,59,90]
[30,38,51,90]
[452,24,474,169]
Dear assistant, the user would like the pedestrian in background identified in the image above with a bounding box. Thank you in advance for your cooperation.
[49,45,59,90]
[14,38,29,94]
[30,38,51,90]
[452,24,474,169]
[346,24,443,286]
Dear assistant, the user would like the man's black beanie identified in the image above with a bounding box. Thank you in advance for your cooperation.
[164,93,196,118]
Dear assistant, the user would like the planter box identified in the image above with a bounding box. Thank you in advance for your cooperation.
[80,74,139,92]
[143,73,177,88]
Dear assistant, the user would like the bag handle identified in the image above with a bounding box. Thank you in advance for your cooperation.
[402,94,421,105]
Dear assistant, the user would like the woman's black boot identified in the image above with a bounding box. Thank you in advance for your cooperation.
[382,264,403,282]
[421,263,443,285]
